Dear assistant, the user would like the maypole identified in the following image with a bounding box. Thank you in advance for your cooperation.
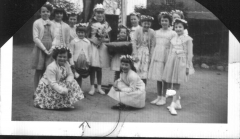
[118,0,127,26]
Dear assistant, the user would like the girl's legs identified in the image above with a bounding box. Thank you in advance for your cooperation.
[34,70,44,91]
[156,81,167,105]
[114,71,121,81]
[77,77,82,88]
[96,67,105,94]
[150,81,162,104]
[89,66,96,95]
[167,83,181,115]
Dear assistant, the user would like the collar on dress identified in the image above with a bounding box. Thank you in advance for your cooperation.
[74,37,88,43]
[42,18,51,26]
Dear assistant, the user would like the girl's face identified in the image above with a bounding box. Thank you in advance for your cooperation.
[40,7,50,20]
[118,28,127,40]
[172,13,181,21]
[55,12,63,22]
[121,62,131,73]
[69,16,77,27]
[95,11,104,22]
[56,52,68,66]
[161,17,170,29]
[77,31,86,39]
[174,23,184,36]
[130,15,139,27]
[141,21,151,32]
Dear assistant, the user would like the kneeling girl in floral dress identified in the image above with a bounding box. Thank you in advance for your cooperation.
[33,46,84,109]
[162,19,194,115]
[108,55,146,109]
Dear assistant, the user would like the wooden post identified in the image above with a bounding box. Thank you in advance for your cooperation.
[121,0,127,26]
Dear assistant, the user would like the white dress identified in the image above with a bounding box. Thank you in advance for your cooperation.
[148,28,176,81]
[108,70,146,108]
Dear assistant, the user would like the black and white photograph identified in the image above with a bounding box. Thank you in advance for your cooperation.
[0,0,239,137]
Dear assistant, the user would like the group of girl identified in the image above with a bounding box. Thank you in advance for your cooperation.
[32,2,194,115]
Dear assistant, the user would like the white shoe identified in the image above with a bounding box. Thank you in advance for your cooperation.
[88,86,95,95]
[150,96,161,104]
[97,85,105,95]
[175,99,182,110]
[156,97,166,106]
[167,102,177,115]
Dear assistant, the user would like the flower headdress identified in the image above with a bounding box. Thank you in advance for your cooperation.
[170,10,183,15]
[129,12,141,18]
[174,18,187,24]
[159,11,171,17]
[140,15,154,22]
[76,23,89,28]
[120,55,134,61]
[52,45,69,51]
[46,2,54,9]
[93,4,105,11]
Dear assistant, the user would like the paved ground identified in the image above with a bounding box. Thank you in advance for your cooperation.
[12,44,228,123]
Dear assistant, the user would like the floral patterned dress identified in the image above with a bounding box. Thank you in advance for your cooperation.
[33,62,84,109]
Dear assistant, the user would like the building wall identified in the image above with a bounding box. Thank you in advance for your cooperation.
[147,0,210,12]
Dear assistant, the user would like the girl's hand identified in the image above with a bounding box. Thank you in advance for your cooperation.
[48,48,53,55]
[61,88,68,95]
[186,68,189,75]
[44,49,50,55]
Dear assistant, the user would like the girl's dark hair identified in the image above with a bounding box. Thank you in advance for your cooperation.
[51,8,68,22]
[174,19,188,29]
[158,14,172,26]
[52,48,72,60]
[120,58,137,73]
[76,25,87,33]
[117,26,131,41]
[68,13,78,19]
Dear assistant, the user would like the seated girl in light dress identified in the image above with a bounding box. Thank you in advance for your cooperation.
[108,55,146,110]
[33,46,84,109]
[162,19,194,115]
[148,12,177,106]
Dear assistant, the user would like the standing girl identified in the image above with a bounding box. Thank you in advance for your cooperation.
[110,25,131,81]
[129,12,141,40]
[87,4,112,95]
[170,10,188,35]
[51,7,71,48]
[148,12,177,105]
[162,19,194,115]
[132,15,156,85]
[32,3,54,91]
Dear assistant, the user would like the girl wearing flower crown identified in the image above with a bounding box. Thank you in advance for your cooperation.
[162,19,194,115]
[33,46,84,109]
[69,23,91,87]
[108,55,146,110]
[132,15,156,85]
[170,10,188,35]
[31,3,54,91]
[148,12,177,106]
[86,4,112,95]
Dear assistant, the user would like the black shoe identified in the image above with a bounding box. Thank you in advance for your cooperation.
[111,103,126,110]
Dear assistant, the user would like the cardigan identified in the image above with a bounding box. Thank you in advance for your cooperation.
[132,27,156,58]
[69,37,91,66]
[33,18,54,51]
[40,61,74,94]
[51,20,71,47]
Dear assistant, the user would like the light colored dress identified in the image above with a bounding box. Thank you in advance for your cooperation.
[89,22,111,68]
[162,34,194,84]
[108,70,146,108]
[69,25,78,42]
[51,20,70,47]
[148,28,176,81]
[132,27,156,79]
[32,18,54,70]
[33,61,84,109]
[130,25,140,40]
